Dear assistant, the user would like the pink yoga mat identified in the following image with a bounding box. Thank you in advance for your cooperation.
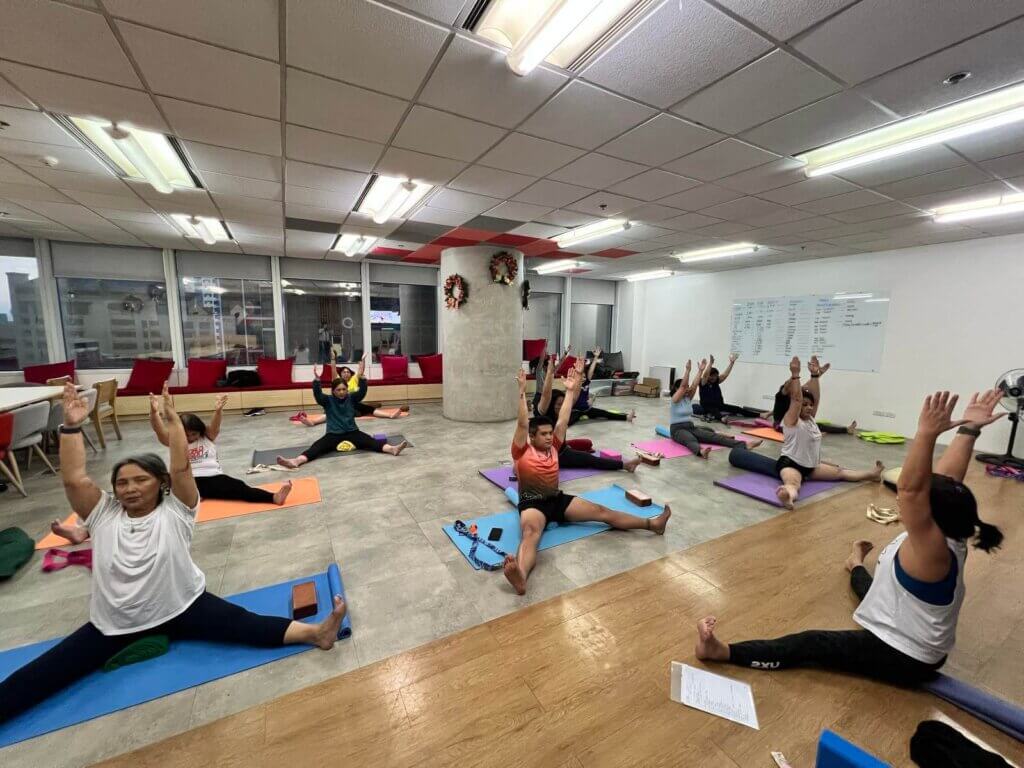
[631,437,728,459]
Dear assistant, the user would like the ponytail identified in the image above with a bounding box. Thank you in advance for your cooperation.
[973,521,1004,553]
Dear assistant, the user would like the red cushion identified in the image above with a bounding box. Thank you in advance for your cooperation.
[556,355,577,377]
[380,355,408,380]
[522,339,546,362]
[126,358,174,393]
[23,360,75,385]
[187,358,227,389]
[256,357,294,386]
[416,354,442,382]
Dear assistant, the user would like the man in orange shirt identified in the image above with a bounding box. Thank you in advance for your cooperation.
[504,361,672,595]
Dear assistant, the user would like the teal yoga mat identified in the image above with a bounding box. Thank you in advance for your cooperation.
[443,484,663,570]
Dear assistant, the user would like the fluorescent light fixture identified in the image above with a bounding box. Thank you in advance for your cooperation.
[534,258,579,274]
[476,0,641,74]
[553,218,629,248]
[332,233,379,257]
[833,293,873,300]
[864,298,890,303]
[171,214,229,244]
[68,117,195,192]
[676,242,758,263]
[625,269,672,282]
[280,279,291,287]
[796,82,1024,177]
[357,175,431,224]
[930,192,1024,223]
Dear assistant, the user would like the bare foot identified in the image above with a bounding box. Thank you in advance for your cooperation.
[384,440,408,456]
[745,438,763,449]
[313,595,347,649]
[845,539,874,572]
[51,519,88,545]
[700,446,712,460]
[273,480,293,505]
[299,415,315,427]
[627,409,636,423]
[649,504,671,535]
[871,461,884,481]
[695,616,730,661]
[503,555,527,595]
[847,420,858,435]
[776,484,795,510]
[277,456,303,469]
[623,457,641,473]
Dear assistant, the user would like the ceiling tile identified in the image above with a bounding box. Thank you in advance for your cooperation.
[796,188,891,214]
[285,184,358,211]
[619,223,672,240]
[793,0,1022,84]
[583,0,772,108]
[566,192,641,217]
[286,125,383,173]
[286,69,407,144]
[981,151,1024,180]
[284,161,365,193]
[744,207,816,227]
[620,203,683,223]
[740,91,893,155]
[286,0,447,99]
[535,210,600,228]
[656,183,743,211]
[512,179,592,208]
[375,147,467,185]
[387,0,466,24]
[283,201,347,224]
[61,189,151,211]
[713,0,857,40]
[484,200,554,222]
[478,133,585,177]
[0,183,76,204]
[0,159,44,186]
[135,186,218,215]
[0,75,34,110]
[161,98,281,155]
[407,206,475,226]
[608,169,699,202]
[118,22,280,118]
[549,153,646,188]
[827,201,920,223]
[392,105,506,163]
[715,158,809,194]
[185,142,281,183]
[519,80,654,150]
[872,165,992,200]
[429,188,502,214]
[673,50,841,134]
[692,220,757,237]
[419,36,567,128]
[758,176,859,206]
[834,145,964,187]
[0,106,78,147]
[23,167,125,194]
[701,196,790,222]
[663,139,778,181]
[214,194,282,219]
[0,1,140,87]
[599,114,721,167]
[659,212,722,231]
[202,170,282,200]
[448,165,535,198]
[944,121,1024,162]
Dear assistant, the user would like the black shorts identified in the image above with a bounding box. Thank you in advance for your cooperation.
[776,454,815,479]
[518,492,574,525]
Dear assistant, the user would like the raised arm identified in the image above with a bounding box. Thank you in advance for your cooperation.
[672,360,692,403]
[555,360,583,442]
[351,376,368,404]
[686,359,706,399]
[327,347,339,381]
[804,355,829,417]
[59,383,102,518]
[162,383,199,508]
[311,362,328,407]
[537,353,556,415]
[206,394,228,441]
[934,389,1005,482]
[356,352,368,381]
[513,370,529,449]
[782,356,803,427]
[701,354,714,384]
[587,346,602,381]
[718,353,738,383]
[148,392,170,446]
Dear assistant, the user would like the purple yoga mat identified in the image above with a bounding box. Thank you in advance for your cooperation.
[479,464,605,491]
[632,437,728,459]
[714,472,840,507]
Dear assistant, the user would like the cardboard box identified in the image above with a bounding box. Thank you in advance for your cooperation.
[633,377,661,398]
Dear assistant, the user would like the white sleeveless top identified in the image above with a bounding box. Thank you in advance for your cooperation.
[781,418,821,468]
[853,531,967,664]
[187,436,221,477]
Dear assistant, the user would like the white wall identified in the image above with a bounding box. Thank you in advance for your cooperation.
[629,233,1024,453]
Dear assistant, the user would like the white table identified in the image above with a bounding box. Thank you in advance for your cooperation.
[0,386,69,413]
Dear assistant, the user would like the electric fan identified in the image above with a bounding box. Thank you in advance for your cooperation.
[975,369,1024,470]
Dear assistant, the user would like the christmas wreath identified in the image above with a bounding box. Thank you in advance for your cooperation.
[489,251,518,286]
[444,273,468,309]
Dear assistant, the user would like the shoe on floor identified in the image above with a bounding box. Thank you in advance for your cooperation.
[244,408,266,417]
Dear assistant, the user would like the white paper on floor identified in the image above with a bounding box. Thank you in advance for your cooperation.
[669,661,759,730]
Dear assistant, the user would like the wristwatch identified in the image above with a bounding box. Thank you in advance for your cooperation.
[957,426,981,437]
[58,425,83,434]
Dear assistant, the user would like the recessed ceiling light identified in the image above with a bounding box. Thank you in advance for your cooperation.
[332,233,379,257]
[553,218,629,248]
[795,82,1024,177]
[930,192,1024,223]
[676,242,758,264]
[534,258,580,274]
[170,214,230,244]
[625,269,672,282]
[356,175,431,224]
[943,71,972,86]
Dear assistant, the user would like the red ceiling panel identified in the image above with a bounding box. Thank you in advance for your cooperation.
[590,248,636,259]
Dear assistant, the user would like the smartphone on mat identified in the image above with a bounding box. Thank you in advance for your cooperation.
[488,527,503,541]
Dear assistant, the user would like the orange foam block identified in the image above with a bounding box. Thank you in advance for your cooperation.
[743,427,785,443]
[196,476,321,522]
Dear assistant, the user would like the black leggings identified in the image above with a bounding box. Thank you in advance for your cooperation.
[669,421,743,454]
[693,402,761,419]
[302,430,384,461]
[355,402,375,417]
[773,420,848,434]
[576,406,627,422]
[195,474,274,504]
[726,566,944,686]
[559,445,623,471]
[0,591,291,724]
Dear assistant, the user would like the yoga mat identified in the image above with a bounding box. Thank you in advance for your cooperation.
[251,434,412,466]
[655,425,759,445]
[922,673,1024,743]
[443,484,663,570]
[479,463,605,491]
[36,514,79,550]
[714,472,841,508]
[743,426,784,442]
[633,436,727,460]
[0,564,351,748]
[196,477,321,523]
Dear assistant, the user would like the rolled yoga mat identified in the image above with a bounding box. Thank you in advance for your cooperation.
[0,564,352,748]
[922,673,1024,743]
[251,434,412,466]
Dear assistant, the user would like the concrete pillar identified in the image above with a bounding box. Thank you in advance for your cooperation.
[441,245,524,422]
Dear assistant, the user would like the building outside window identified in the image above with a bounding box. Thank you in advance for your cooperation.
[570,302,612,354]
[0,252,47,370]
[179,277,276,364]
[283,278,363,364]
[369,282,437,362]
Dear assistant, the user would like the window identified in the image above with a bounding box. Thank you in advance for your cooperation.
[58,277,172,368]
[524,291,561,356]
[283,279,363,364]
[370,282,437,362]
[179,277,276,364]
[570,303,612,354]
[0,253,47,370]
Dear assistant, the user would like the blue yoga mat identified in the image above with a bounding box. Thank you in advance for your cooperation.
[922,673,1024,743]
[0,565,351,748]
[655,424,671,438]
[443,484,664,570]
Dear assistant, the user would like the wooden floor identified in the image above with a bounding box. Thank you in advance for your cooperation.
[98,463,1023,768]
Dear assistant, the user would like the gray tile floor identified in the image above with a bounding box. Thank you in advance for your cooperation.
[0,397,906,767]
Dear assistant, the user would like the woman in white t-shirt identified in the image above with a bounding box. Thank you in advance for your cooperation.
[693,389,1005,686]
[775,355,883,509]
[0,384,346,725]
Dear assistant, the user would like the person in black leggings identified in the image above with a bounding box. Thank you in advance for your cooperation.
[278,362,407,468]
[534,350,635,429]
[572,346,636,424]
[770,368,857,434]
[0,383,347,725]
[692,353,761,421]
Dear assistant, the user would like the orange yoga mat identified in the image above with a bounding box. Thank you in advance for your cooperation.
[743,426,785,442]
[36,477,323,547]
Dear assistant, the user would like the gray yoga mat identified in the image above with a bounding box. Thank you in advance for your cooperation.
[251,434,413,466]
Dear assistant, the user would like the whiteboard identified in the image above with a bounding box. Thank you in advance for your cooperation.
[729,292,890,372]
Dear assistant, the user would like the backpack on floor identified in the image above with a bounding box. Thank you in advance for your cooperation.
[224,369,260,388]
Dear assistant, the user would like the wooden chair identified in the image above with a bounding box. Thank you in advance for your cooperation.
[46,375,73,386]
[0,412,25,496]
[91,379,122,449]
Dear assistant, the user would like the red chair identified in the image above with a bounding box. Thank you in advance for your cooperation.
[0,412,26,496]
